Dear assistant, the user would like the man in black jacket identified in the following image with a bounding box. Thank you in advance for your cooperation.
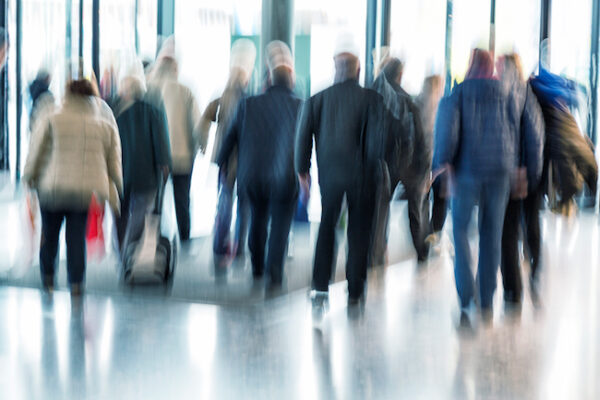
[217,41,301,286]
[295,43,383,306]
[115,74,172,252]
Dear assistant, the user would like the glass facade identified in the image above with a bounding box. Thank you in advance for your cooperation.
[389,0,446,95]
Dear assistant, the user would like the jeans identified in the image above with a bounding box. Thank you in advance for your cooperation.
[501,188,543,301]
[40,209,88,285]
[213,172,249,255]
[451,174,510,310]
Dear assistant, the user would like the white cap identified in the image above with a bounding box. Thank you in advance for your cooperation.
[230,38,257,76]
[334,31,360,58]
[265,40,294,72]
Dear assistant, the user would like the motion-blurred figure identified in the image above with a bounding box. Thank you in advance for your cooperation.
[530,66,598,216]
[415,75,445,246]
[434,49,543,325]
[296,36,382,308]
[149,56,201,242]
[201,38,256,260]
[28,69,55,134]
[217,41,300,287]
[371,58,433,265]
[23,78,123,296]
[0,27,7,70]
[497,54,545,309]
[114,71,172,253]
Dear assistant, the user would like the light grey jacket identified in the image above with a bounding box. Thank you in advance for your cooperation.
[23,95,123,213]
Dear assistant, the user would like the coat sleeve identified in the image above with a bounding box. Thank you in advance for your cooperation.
[521,84,545,189]
[216,99,243,168]
[152,103,173,171]
[294,98,314,174]
[23,118,52,186]
[432,90,460,170]
[198,98,220,154]
[107,123,123,196]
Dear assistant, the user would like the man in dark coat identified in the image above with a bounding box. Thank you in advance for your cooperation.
[115,75,172,252]
[217,41,301,286]
[370,58,431,265]
[295,42,383,306]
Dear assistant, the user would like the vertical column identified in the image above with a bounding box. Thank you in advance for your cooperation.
[489,0,496,55]
[15,0,22,180]
[134,0,139,55]
[261,0,294,83]
[92,0,99,81]
[365,0,377,86]
[540,0,551,68]
[0,0,7,170]
[66,0,72,70]
[444,0,453,95]
[590,0,599,146]
[380,0,391,47]
[78,0,83,60]
[157,0,175,39]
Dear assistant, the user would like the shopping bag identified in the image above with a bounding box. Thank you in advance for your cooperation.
[3,190,40,278]
[86,195,106,261]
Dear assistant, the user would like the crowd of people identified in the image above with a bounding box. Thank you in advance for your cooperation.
[20,33,598,327]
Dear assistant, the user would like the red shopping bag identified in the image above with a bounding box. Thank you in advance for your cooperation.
[86,195,105,261]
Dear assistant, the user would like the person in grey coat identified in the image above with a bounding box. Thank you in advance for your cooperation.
[434,49,543,325]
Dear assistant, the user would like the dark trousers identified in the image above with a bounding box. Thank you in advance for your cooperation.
[213,173,249,255]
[372,177,429,264]
[431,177,448,233]
[501,189,543,302]
[313,178,376,299]
[246,189,297,283]
[40,209,88,285]
[172,173,192,241]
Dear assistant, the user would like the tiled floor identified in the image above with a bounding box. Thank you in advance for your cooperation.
[0,205,599,399]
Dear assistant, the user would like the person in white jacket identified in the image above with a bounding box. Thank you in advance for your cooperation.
[149,56,201,241]
[23,78,123,296]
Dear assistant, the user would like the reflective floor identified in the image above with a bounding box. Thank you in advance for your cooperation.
[1,209,599,399]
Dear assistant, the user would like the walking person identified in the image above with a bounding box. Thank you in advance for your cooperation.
[201,39,256,261]
[114,71,172,253]
[148,56,201,242]
[23,77,123,296]
[434,49,543,325]
[217,41,300,287]
[296,36,382,310]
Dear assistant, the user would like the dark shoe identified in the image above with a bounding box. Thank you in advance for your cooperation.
[480,307,493,327]
[70,283,84,297]
[311,290,329,322]
[42,276,54,295]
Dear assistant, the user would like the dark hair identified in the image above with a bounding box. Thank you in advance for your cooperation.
[271,66,293,89]
[68,79,97,97]
[383,57,404,84]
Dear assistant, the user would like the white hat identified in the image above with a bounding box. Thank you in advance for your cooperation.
[230,38,257,76]
[334,31,360,58]
[265,40,294,72]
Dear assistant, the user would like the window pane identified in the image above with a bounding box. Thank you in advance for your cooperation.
[137,0,157,61]
[295,0,367,93]
[389,0,446,95]
[451,0,491,83]
[551,0,592,133]
[100,0,136,81]
[495,0,540,77]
